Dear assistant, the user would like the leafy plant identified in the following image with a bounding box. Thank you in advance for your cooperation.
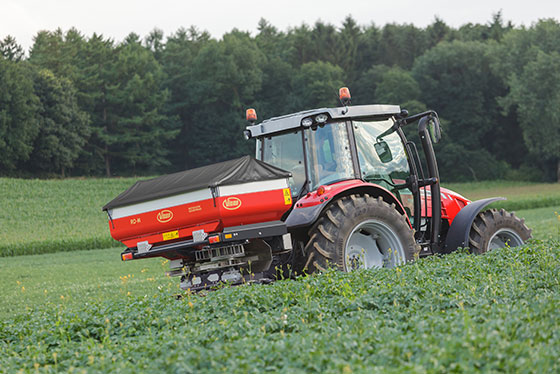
[0,240,558,373]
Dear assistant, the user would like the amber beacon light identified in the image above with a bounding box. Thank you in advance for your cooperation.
[246,108,257,123]
[339,87,351,105]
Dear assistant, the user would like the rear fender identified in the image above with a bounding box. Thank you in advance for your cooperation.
[285,181,409,230]
[442,197,505,253]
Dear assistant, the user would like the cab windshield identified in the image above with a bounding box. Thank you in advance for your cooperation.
[305,122,355,190]
[260,120,409,200]
[353,119,410,187]
[353,119,414,217]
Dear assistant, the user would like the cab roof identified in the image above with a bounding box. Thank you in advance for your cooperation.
[246,104,401,138]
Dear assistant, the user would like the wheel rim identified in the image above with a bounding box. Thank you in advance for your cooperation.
[344,219,405,271]
[488,228,524,250]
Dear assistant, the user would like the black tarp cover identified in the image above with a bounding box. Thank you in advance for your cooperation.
[103,156,291,210]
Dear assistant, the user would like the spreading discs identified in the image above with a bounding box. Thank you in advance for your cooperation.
[156,209,174,223]
[222,196,242,210]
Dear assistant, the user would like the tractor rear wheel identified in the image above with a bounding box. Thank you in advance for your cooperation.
[303,194,419,273]
[468,209,532,254]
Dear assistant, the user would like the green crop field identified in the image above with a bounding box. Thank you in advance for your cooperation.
[0,177,143,256]
[1,240,558,372]
[1,178,559,372]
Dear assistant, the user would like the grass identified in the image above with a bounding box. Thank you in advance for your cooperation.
[0,177,141,256]
[0,240,558,373]
[443,181,560,211]
[515,205,560,241]
[0,247,166,320]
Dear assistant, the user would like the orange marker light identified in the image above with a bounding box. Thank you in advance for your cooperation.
[208,235,221,244]
[317,185,327,196]
[339,87,351,102]
[122,253,133,261]
[246,108,257,122]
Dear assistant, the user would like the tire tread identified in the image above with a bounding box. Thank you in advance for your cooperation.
[468,208,532,254]
[303,193,419,273]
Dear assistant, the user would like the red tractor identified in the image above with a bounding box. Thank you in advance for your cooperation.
[104,88,531,290]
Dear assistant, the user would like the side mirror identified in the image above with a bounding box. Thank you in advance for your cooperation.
[427,116,441,144]
[374,140,393,163]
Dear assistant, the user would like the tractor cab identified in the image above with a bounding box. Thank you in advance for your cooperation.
[246,98,440,251]
[246,88,530,270]
[251,106,409,186]
[256,115,415,216]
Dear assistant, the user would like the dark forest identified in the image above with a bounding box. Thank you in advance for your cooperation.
[1,14,559,182]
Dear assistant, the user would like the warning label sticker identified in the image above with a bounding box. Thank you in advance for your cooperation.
[283,188,292,205]
[162,230,179,241]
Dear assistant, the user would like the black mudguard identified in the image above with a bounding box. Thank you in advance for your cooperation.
[442,197,505,253]
[285,203,324,229]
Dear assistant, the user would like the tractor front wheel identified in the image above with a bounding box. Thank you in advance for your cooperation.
[468,209,532,254]
[303,194,419,273]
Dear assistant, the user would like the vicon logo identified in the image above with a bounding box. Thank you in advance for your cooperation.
[222,197,242,210]
[156,209,173,223]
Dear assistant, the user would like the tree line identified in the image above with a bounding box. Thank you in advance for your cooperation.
[1,14,559,182]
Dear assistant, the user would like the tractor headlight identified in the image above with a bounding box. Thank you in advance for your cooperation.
[315,114,328,123]
[301,117,313,127]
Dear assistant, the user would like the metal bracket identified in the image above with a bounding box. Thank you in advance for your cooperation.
[137,241,152,254]
[192,229,208,243]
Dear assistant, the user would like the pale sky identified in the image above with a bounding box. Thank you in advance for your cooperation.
[2,0,559,52]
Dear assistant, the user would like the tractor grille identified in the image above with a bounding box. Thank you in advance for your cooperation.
[195,244,245,262]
